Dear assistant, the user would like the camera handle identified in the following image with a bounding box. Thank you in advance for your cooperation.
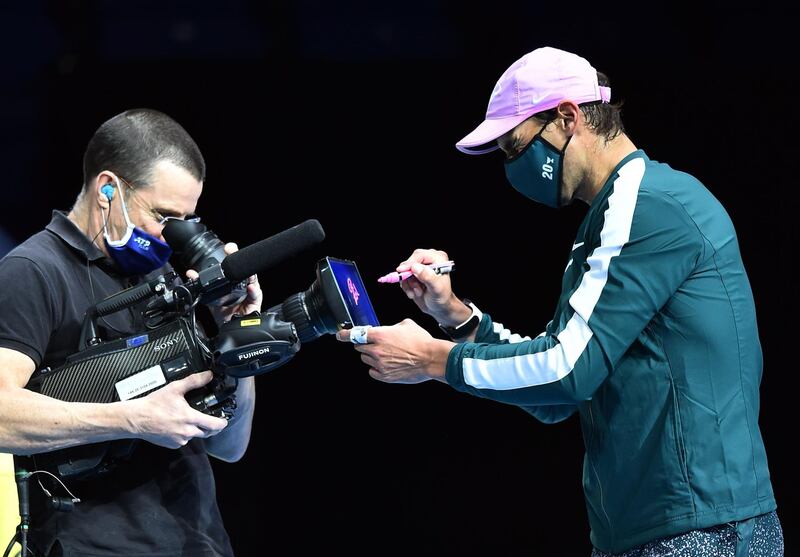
[186,374,238,419]
[80,274,174,349]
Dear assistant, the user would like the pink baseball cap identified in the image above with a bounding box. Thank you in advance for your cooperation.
[456,47,611,155]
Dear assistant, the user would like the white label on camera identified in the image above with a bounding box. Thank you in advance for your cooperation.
[115,365,167,401]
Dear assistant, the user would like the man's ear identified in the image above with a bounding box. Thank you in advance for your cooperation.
[94,171,118,210]
[556,101,581,134]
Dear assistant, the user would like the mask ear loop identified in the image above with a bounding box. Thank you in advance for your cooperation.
[554,133,574,209]
[546,111,575,209]
[102,176,135,246]
[115,176,134,229]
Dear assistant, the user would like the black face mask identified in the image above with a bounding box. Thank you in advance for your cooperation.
[504,123,572,208]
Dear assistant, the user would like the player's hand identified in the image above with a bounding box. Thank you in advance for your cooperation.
[336,319,453,384]
[395,249,471,327]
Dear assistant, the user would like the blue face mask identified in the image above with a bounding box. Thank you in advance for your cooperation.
[103,179,173,276]
[504,124,572,208]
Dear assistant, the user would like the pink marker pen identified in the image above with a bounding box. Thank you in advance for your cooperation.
[377,261,455,283]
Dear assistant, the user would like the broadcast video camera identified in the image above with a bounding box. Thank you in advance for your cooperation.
[27,219,379,479]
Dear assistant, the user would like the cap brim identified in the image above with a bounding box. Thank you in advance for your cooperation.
[455,112,533,155]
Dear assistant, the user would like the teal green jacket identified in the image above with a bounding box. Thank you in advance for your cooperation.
[445,151,776,553]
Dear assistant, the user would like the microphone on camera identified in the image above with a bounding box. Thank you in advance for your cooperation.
[142,219,325,316]
[220,219,326,282]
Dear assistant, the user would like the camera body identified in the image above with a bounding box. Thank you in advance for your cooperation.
[31,316,216,478]
[35,311,300,412]
[30,304,300,478]
[28,219,308,479]
[37,317,207,407]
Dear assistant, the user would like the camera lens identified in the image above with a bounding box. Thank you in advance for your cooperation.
[268,281,339,343]
[266,257,378,343]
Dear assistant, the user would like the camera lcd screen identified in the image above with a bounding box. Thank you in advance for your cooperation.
[327,257,380,327]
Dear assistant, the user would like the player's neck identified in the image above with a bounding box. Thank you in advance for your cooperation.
[583,133,638,204]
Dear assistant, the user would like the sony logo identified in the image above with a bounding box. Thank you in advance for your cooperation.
[153,338,179,352]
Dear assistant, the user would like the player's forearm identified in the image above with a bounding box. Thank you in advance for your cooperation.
[205,376,255,463]
[0,386,135,454]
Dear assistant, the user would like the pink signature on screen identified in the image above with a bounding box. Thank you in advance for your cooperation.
[347,277,361,305]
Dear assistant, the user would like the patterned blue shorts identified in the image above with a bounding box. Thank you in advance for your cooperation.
[591,511,783,557]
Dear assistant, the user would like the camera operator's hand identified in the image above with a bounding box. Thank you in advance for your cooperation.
[126,371,228,449]
[396,249,473,328]
[185,242,263,323]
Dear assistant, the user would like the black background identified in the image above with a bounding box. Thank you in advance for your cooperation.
[1,2,794,555]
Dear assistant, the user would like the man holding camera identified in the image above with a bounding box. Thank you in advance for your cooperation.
[0,109,260,556]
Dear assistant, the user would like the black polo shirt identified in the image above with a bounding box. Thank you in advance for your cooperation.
[0,211,234,557]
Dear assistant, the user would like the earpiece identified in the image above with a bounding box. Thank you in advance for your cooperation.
[100,183,115,201]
